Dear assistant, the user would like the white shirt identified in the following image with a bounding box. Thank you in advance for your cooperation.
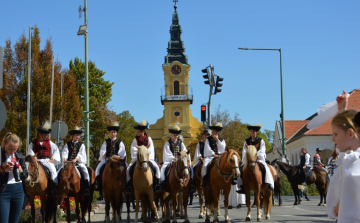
[27,140,61,165]
[203,137,226,158]
[130,136,155,163]
[62,141,87,164]
[3,153,18,184]
[241,139,265,164]
[163,140,188,163]
[98,138,126,161]
[298,153,311,166]
[193,140,205,165]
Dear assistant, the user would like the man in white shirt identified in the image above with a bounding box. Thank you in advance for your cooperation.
[200,123,226,188]
[125,119,161,194]
[94,122,127,200]
[62,126,90,196]
[298,148,311,184]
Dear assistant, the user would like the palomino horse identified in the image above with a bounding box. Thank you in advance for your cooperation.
[57,162,95,223]
[102,155,129,223]
[162,151,191,223]
[194,161,206,219]
[204,147,240,223]
[275,159,328,206]
[133,145,160,223]
[25,155,56,223]
[243,145,275,221]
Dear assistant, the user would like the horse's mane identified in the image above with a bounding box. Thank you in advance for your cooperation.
[179,151,188,160]
[227,148,240,164]
[244,145,257,170]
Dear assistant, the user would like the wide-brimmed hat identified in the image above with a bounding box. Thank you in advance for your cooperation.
[133,119,148,130]
[69,126,83,135]
[316,148,322,152]
[169,123,182,134]
[202,129,211,135]
[209,122,223,131]
[247,124,262,132]
[107,121,120,132]
[37,121,52,134]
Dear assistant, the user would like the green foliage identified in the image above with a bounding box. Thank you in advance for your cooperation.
[117,111,138,164]
[280,175,320,196]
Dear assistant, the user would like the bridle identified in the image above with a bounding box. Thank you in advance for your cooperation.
[174,156,191,187]
[136,152,149,171]
[215,152,240,183]
[246,154,258,170]
[27,160,40,187]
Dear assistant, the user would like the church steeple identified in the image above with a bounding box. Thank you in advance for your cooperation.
[164,3,189,65]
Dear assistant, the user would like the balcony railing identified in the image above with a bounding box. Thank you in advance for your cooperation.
[160,94,193,105]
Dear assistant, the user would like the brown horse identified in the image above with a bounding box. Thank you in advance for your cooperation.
[24,155,56,223]
[133,145,160,223]
[203,147,240,223]
[194,161,206,219]
[275,158,328,206]
[243,145,275,221]
[162,151,191,223]
[57,162,95,223]
[102,155,129,223]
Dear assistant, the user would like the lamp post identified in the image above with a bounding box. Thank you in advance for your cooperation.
[78,0,91,166]
[238,47,286,157]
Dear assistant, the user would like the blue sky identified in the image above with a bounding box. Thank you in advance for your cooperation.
[1,1,359,132]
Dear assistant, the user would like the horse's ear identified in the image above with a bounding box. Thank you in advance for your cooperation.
[235,148,240,153]
[177,152,181,157]
[186,150,190,155]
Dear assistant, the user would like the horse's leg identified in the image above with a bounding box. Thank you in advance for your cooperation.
[65,197,71,223]
[116,192,123,223]
[278,185,283,206]
[245,188,251,221]
[212,188,220,223]
[182,190,189,223]
[256,188,262,222]
[179,192,184,219]
[223,187,231,223]
[324,184,327,206]
[148,190,160,223]
[110,192,117,223]
[40,194,47,223]
[30,195,36,223]
[126,194,131,223]
[291,184,298,205]
[171,191,178,223]
[74,196,81,223]
[198,188,204,218]
[104,195,111,223]
[134,189,140,223]
[217,194,221,216]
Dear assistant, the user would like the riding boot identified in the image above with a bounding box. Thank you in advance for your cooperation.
[95,175,101,191]
[126,179,133,195]
[153,177,162,193]
[189,178,196,192]
[267,184,274,192]
[188,192,194,205]
[200,173,208,188]
[236,185,245,194]
[160,180,166,190]
[82,179,90,196]
[49,180,58,197]
[232,177,237,185]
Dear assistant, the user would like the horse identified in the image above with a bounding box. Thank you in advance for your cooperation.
[102,155,129,223]
[275,159,328,206]
[193,160,206,218]
[203,147,240,223]
[243,145,275,221]
[57,162,95,223]
[133,145,160,223]
[161,150,191,223]
[24,155,56,223]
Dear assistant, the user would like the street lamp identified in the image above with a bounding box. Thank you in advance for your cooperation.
[238,47,286,157]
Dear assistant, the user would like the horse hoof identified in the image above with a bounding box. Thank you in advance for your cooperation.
[257,218,262,222]
[184,220,190,223]
[318,203,321,206]
[293,202,298,205]
[199,214,204,219]
[225,219,231,223]
[205,218,210,223]
[266,216,270,220]
[212,219,219,223]
[323,204,327,207]
[279,202,283,206]
[245,217,251,221]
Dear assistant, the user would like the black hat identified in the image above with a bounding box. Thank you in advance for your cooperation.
[169,124,182,134]
[202,129,210,135]
[107,121,120,132]
[209,122,223,131]
[247,124,262,132]
[316,148,322,152]
[133,119,148,130]
[69,126,83,135]
[37,121,52,134]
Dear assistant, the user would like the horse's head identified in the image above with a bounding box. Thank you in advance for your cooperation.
[245,144,258,170]
[136,145,150,171]
[24,155,39,186]
[226,147,241,178]
[57,162,75,205]
[176,150,191,179]
[108,155,127,189]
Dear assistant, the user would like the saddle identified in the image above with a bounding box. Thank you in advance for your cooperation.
[257,162,266,184]
[58,162,82,181]
[39,163,51,180]
[164,162,174,183]
[204,157,219,184]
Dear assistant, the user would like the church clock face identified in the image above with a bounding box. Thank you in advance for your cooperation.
[171,65,181,75]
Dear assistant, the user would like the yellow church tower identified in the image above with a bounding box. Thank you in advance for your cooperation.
[147,4,202,163]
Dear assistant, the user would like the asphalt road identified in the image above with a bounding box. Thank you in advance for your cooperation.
[85,196,335,223]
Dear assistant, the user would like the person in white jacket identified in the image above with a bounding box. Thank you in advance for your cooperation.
[27,121,60,196]
[62,126,90,196]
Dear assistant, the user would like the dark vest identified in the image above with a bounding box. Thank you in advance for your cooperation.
[207,135,224,155]
[32,139,51,158]
[199,141,205,158]
[245,137,263,151]
[313,154,320,167]
[168,138,183,159]
[105,138,122,158]
[66,141,83,161]
[300,153,309,166]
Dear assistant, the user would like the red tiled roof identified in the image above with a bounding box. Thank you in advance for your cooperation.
[280,120,309,139]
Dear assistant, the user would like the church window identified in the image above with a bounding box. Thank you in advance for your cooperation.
[174,81,180,95]
[174,111,180,117]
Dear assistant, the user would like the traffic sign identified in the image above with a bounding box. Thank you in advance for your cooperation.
[50,121,68,140]
[0,99,7,131]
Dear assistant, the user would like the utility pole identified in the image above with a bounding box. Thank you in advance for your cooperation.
[26,26,32,149]
[49,56,54,130]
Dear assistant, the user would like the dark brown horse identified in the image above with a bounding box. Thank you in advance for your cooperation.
[102,155,129,223]
[25,155,56,223]
[203,147,240,223]
[275,159,327,206]
[193,161,206,218]
[57,162,95,223]
[162,151,191,223]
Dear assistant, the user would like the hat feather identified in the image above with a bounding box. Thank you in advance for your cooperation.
[141,119,147,126]
[112,121,119,127]
[42,121,51,131]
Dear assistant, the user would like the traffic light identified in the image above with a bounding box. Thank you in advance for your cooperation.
[201,105,206,122]
[202,68,210,85]
[214,76,223,94]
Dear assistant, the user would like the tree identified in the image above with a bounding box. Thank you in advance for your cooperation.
[117,111,138,164]
[69,57,114,106]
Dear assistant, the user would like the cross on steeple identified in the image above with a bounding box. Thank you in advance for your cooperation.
[173,0,178,10]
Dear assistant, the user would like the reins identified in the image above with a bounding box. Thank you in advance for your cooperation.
[28,161,40,187]
[214,152,239,183]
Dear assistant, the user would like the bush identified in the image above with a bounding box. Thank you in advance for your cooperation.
[280,175,320,196]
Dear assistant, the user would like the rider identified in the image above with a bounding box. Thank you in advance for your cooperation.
[298,148,311,183]
[27,121,61,196]
[160,124,196,192]
[237,124,274,194]
[62,126,90,196]
[313,148,330,182]
[125,119,161,194]
[193,129,210,168]
[95,122,127,200]
[200,123,227,188]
